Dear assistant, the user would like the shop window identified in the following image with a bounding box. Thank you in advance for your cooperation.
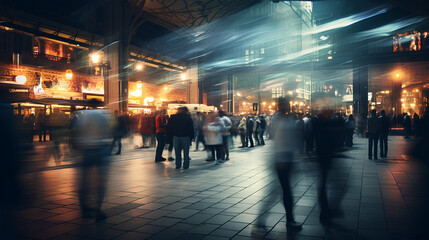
[272,87,284,99]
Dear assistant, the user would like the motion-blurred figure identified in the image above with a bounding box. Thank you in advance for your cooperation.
[246,116,254,147]
[219,110,231,160]
[140,113,154,148]
[204,112,225,165]
[259,115,266,145]
[367,109,380,160]
[155,110,167,162]
[71,109,113,221]
[379,110,390,157]
[254,97,302,234]
[194,112,206,151]
[111,110,127,155]
[313,109,340,224]
[238,117,247,148]
[344,114,355,147]
[403,112,411,139]
[0,100,21,239]
[303,113,314,153]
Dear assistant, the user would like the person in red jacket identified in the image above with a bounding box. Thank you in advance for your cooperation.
[155,110,167,162]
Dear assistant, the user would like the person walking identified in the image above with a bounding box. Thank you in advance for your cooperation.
[169,107,194,169]
[259,115,266,145]
[379,110,390,157]
[367,109,380,160]
[155,110,167,162]
[403,113,411,139]
[303,113,314,153]
[139,114,153,148]
[219,110,232,160]
[204,112,225,165]
[253,97,302,233]
[344,114,356,147]
[111,110,127,155]
[246,116,255,148]
[194,112,206,151]
[238,117,247,148]
[165,113,175,161]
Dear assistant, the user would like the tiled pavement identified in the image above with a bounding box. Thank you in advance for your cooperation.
[14,136,429,240]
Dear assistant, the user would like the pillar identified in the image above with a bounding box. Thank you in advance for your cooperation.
[353,65,368,134]
[104,0,129,114]
[227,74,234,114]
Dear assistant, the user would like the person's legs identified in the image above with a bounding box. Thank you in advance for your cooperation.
[248,131,254,147]
[183,137,190,169]
[222,136,229,160]
[117,138,122,154]
[259,129,265,145]
[155,133,165,161]
[384,135,388,156]
[174,137,182,168]
[374,134,379,159]
[254,131,259,145]
[368,134,373,159]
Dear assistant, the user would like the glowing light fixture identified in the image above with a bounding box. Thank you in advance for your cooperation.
[181,73,187,80]
[271,102,276,106]
[65,70,73,80]
[15,75,27,84]
[135,64,143,71]
[396,73,400,78]
[164,86,168,91]
[236,92,242,97]
[262,102,266,105]
[91,53,100,64]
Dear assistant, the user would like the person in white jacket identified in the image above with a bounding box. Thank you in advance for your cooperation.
[203,112,225,165]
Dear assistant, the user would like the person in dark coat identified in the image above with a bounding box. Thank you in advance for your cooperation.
[246,116,254,148]
[367,109,380,159]
[379,110,390,157]
[111,111,127,155]
[168,107,195,169]
[259,115,267,145]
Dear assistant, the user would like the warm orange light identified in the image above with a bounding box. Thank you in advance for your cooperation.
[91,53,100,64]
[164,86,168,91]
[135,64,143,71]
[242,102,246,105]
[236,92,242,97]
[262,102,266,105]
[271,102,276,106]
[401,98,404,102]
[65,70,73,80]
[396,73,400,78]
[181,73,187,80]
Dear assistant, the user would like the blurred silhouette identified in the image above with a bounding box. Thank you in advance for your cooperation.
[379,110,390,157]
[314,109,341,224]
[0,100,21,239]
[111,110,127,155]
[253,97,302,235]
[169,107,194,169]
[259,115,267,145]
[303,113,314,154]
[403,112,411,139]
[140,113,154,148]
[344,114,355,147]
[219,110,231,160]
[203,112,225,165]
[155,110,167,162]
[246,116,254,147]
[367,109,380,160]
[70,109,113,221]
[238,117,247,148]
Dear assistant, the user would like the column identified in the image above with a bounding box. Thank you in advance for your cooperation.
[104,0,129,114]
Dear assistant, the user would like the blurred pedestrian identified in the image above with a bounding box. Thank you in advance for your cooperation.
[155,110,167,162]
[219,110,232,160]
[303,113,314,153]
[238,117,247,148]
[139,114,154,148]
[111,110,127,155]
[194,112,206,151]
[259,115,266,145]
[71,109,113,221]
[254,116,260,145]
[379,110,390,157]
[368,109,380,160]
[403,112,411,139]
[204,112,225,165]
[254,97,302,232]
[246,116,254,148]
[165,113,175,161]
[345,114,356,147]
[169,107,194,169]
[36,111,48,141]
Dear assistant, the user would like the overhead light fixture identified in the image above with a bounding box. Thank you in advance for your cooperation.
[15,75,27,84]
[91,53,100,64]
[135,64,143,71]
[65,70,73,80]
[181,73,187,80]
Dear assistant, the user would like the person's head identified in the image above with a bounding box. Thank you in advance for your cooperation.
[371,109,377,116]
[349,114,354,120]
[218,110,225,117]
[380,110,386,116]
[277,97,290,114]
[114,110,119,117]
